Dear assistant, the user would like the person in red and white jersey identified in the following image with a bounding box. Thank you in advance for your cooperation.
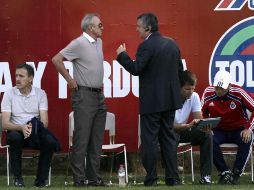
[201,70,254,185]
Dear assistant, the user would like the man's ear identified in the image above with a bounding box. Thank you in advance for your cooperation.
[29,76,34,84]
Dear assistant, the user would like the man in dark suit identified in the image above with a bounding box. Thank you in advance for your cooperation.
[116,13,183,186]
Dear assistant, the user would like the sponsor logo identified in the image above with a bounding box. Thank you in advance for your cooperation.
[215,0,254,11]
[209,16,254,93]
[230,101,237,109]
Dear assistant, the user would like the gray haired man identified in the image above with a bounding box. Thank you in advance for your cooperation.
[52,13,107,187]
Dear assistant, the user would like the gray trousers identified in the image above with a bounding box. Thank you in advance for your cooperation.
[177,128,213,177]
[71,89,107,182]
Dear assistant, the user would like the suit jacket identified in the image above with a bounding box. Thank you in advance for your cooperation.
[117,32,183,114]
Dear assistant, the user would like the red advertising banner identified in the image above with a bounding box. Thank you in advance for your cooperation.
[1,0,253,151]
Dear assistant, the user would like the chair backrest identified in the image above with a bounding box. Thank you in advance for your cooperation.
[68,111,74,148]
[105,112,115,136]
[0,114,2,143]
[0,113,2,133]
[138,114,141,149]
[0,113,7,147]
[105,112,115,144]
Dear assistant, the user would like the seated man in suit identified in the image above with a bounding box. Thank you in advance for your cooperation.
[174,70,213,184]
[1,63,57,187]
[201,70,254,184]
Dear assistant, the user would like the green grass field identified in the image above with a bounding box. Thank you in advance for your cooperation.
[0,174,253,189]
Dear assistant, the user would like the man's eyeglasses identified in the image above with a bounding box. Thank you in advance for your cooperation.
[92,23,103,29]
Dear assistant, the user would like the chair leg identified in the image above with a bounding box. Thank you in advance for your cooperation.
[134,151,139,184]
[48,167,51,186]
[123,146,128,184]
[181,152,185,184]
[64,150,72,185]
[190,146,194,182]
[7,147,10,186]
[109,153,114,185]
[251,146,253,183]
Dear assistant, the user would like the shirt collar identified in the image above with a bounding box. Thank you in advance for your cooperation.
[83,32,96,43]
[145,33,152,40]
[14,86,35,97]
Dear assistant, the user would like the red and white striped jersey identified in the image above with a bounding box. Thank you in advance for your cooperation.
[201,84,254,131]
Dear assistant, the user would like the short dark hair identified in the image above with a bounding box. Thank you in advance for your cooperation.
[16,63,34,77]
[179,70,197,87]
[137,13,158,32]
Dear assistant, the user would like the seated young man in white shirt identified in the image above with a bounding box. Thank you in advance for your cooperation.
[174,70,213,184]
[1,63,57,188]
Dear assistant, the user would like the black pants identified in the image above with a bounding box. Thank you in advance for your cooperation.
[7,131,56,181]
[177,127,213,177]
[140,110,179,185]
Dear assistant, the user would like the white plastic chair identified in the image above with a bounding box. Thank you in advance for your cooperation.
[65,111,128,185]
[177,142,194,182]
[0,114,10,186]
[102,112,128,185]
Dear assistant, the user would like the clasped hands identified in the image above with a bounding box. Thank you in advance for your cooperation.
[22,123,32,139]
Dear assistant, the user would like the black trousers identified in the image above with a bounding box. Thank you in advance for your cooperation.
[7,131,56,181]
[140,110,179,185]
[177,128,213,177]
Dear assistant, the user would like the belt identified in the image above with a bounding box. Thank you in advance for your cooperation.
[78,86,102,92]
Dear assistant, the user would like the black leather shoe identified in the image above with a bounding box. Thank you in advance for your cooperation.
[232,168,241,185]
[73,180,87,187]
[87,179,105,186]
[144,181,157,186]
[166,178,181,186]
[14,177,25,188]
[34,179,46,188]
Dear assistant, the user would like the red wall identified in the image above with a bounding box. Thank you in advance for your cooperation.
[1,0,253,151]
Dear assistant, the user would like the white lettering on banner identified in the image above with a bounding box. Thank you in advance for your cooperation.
[26,61,47,88]
[0,62,12,95]
[103,61,112,97]
[215,60,254,87]
[132,75,139,97]
[59,61,73,99]
[246,60,254,87]
[112,60,130,98]
[104,61,139,98]
[182,59,187,70]
[0,59,187,98]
